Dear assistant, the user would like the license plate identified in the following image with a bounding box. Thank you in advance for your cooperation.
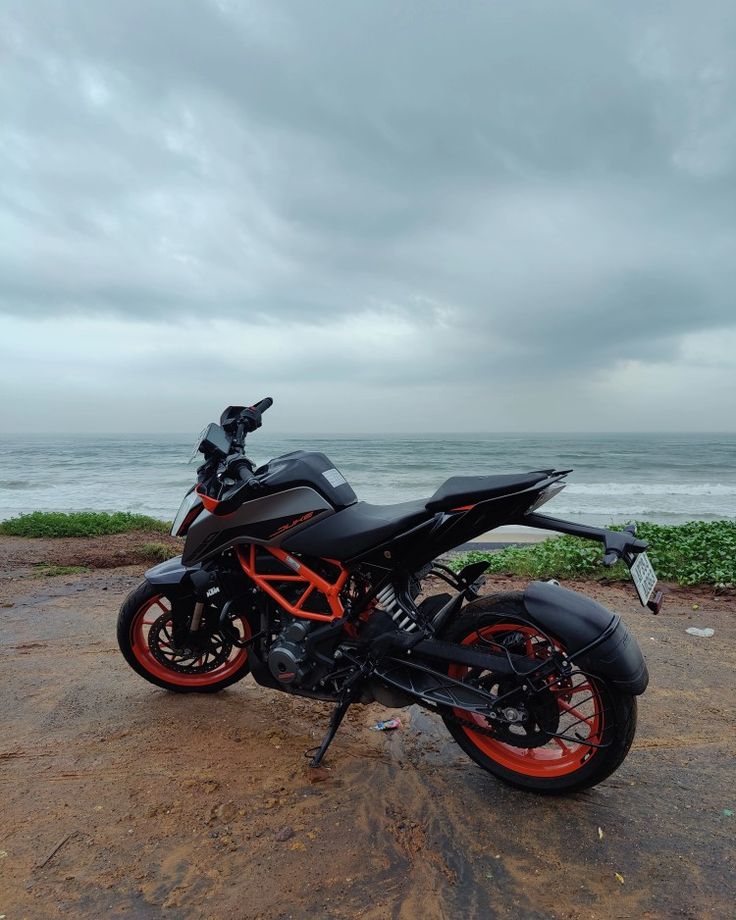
[629,552,657,606]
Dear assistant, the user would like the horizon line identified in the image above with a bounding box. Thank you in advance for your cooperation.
[2,430,736,438]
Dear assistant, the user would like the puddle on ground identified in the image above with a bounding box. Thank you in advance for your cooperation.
[383,704,468,768]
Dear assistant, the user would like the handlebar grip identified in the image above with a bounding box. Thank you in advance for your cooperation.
[252,397,273,414]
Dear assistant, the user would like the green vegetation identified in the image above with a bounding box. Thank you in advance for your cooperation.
[33,563,90,577]
[138,541,175,562]
[0,511,169,538]
[450,520,736,588]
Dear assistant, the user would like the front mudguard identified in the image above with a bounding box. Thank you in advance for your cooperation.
[145,556,202,593]
[522,581,649,695]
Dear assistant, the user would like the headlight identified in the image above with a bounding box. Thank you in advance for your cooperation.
[171,488,204,536]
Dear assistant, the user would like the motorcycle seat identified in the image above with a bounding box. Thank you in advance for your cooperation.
[425,472,550,512]
[281,499,431,559]
[283,472,553,560]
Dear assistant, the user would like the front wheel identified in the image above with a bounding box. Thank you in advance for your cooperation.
[440,597,638,794]
[117,581,252,693]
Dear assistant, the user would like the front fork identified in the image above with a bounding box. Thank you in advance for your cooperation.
[190,601,205,632]
[184,567,222,640]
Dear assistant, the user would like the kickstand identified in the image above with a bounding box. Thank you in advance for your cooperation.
[309,698,351,768]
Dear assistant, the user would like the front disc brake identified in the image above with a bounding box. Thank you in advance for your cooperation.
[148,611,232,674]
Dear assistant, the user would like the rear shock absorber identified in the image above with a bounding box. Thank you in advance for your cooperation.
[375,584,417,632]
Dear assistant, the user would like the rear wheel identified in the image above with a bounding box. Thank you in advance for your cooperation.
[117,581,251,693]
[440,597,637,794]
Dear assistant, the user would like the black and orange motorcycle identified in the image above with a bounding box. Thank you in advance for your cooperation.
[117,398,661,793]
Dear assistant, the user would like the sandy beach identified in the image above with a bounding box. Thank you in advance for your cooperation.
[1,534,734,919]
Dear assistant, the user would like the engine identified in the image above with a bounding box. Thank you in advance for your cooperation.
[267,619,313,685]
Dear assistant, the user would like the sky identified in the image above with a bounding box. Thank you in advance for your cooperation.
[1,0,735,434]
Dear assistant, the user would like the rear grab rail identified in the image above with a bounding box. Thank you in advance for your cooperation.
[521,512,649,566]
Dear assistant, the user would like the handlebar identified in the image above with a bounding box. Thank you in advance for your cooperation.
[198,398,273,506]
[251,396,273,415]
[229,397,274,448]
[235,464,258,485]
[206,457,263,513]
[239,397,273,435]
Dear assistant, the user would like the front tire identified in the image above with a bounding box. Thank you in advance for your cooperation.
[440,596,638,794]
[117,581,252,693]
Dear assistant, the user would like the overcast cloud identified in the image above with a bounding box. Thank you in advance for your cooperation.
[1,0,735,433]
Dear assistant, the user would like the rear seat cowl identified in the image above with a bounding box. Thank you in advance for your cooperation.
[425,472,551,512]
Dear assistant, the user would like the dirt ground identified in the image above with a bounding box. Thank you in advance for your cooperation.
[1,535,734,919]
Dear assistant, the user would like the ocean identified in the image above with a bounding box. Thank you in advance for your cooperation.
[1,432,734,526]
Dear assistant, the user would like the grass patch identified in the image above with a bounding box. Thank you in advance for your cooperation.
[0,511,169,538]
[138,542,175,562]
[449,520,736,588]
[33,563,90,577]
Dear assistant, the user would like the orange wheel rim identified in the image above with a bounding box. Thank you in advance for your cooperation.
[130,595,250,687]
[449,623,604,778]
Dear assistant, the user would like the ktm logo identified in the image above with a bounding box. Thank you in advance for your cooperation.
[270,511,317,538]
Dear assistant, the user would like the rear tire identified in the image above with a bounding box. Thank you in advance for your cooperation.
[440,595,638,794]
[117,581,251,693]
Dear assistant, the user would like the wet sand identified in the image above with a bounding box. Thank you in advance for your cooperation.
[1,537,734,919]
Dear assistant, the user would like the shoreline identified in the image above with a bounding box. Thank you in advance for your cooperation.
[1,514,733,590]
[468,524,551,544]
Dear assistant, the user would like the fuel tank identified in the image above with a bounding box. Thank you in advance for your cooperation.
[256,451,357,510]
[182,451,356,566]
[182,487,335,565]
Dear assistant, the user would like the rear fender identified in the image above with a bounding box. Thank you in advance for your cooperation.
[523,581,649,695]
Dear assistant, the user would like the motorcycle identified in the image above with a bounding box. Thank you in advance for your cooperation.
[117,398,661,793]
